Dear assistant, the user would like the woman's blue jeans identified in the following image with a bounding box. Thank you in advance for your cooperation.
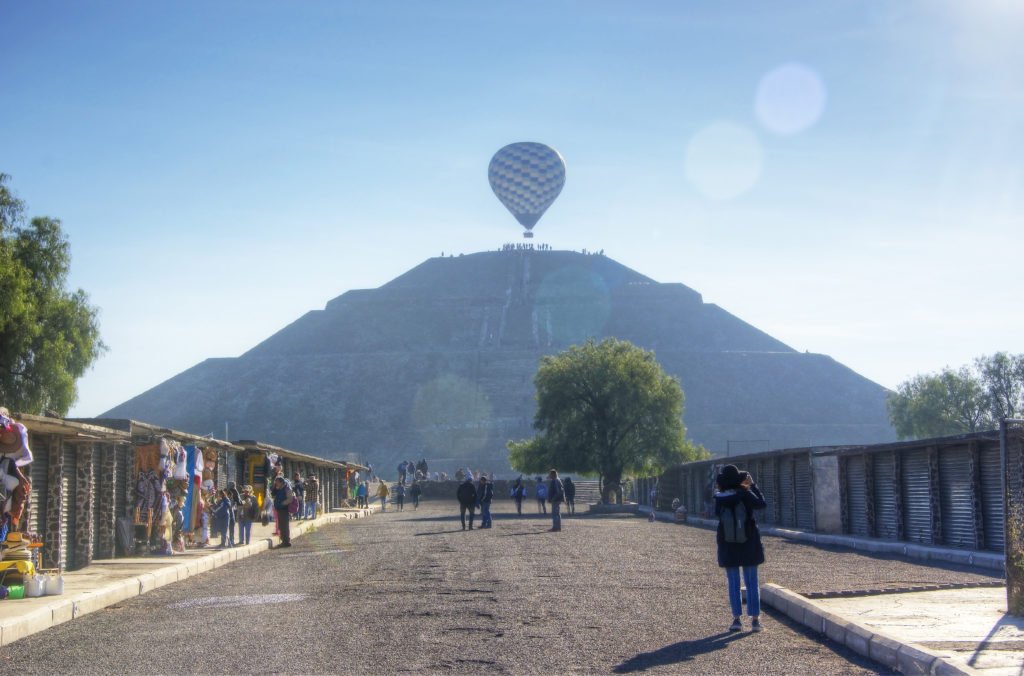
[725,566,760,617]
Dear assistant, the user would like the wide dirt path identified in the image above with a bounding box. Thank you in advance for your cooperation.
[4,499,998,674]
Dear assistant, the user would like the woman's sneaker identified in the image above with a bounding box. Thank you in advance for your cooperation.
[729,618,742,632]
[751,618,762,632]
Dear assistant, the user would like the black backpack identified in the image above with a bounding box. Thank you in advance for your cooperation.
[719,500,748,544]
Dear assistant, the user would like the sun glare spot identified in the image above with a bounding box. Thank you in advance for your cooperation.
[684,122,764,201]
[755,63,827,136]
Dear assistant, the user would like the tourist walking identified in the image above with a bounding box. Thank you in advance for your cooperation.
[714,464,767,632]
[376,480,390,511]
[226,481,242,542]
[271,475,294,548]
[563,477,576,515]
[547,469,565,532]
[237,485,257,546]
[305,474,320,519]
[292,473,306,520]
[534,477,547,514]
[510,477,526,515]
[478,475,493,528]
[212,489,234,548]
[456,477,477,530]
[356,481,368,508]
[394,482,406,511]
[410,480,422,510]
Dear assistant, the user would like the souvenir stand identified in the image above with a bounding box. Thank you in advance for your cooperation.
[130,438,223,554]
[0,410,38,597]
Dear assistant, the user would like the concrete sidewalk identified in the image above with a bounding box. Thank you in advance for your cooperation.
[641,506,1017,674]
[0,507,375,646]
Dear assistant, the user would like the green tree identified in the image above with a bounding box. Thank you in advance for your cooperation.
[886,353,1024,439]
[976,352,1024,420]
[507,338,706,503]
[0,174,105,414]
[886,367,990,439]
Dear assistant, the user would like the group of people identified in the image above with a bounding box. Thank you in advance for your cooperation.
[263,470,320,548]
[397,459,429,485]
[369,480,423,512]
[457,470,568,532]
[509,475,576,517]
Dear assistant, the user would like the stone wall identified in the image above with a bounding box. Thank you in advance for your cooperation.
[43,435,63,570]
[95,443,118,558]
[74,444,95,567]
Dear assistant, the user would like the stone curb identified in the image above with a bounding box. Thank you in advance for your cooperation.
[0,508,374,647]
[760,583,969,675]
[636,506,1003,572]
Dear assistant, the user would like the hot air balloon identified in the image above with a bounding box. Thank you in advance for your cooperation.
[488,142,565,239]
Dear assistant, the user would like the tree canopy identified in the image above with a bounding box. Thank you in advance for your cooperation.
[0,174,105,414]
[887,353,1024,439]
[507,338,706,501]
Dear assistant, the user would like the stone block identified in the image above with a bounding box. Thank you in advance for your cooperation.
[137,573,158,593]
[932,658,971,676]
[820,612,851,645]
[843,622,873,656]
[50,600,74,626]
[3,607,54,643]
[895,643,937,675]
[0,617,27,647]
[150,567,178,589]
[868,632,901,668]
[798,602,824,633]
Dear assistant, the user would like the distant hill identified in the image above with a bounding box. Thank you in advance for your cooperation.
[102,249,895,474]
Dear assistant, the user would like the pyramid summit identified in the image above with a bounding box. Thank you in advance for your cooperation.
[102,249,895,472]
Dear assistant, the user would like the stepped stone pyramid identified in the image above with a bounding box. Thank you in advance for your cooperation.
[103,250,895,474]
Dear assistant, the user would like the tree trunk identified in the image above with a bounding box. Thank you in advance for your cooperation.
[602,470,623,504]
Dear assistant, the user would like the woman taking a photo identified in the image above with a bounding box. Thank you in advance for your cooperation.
[714,464,767,633]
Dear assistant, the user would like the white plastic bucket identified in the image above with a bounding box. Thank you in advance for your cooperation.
[44,572,64,595]
[25,575,45,597]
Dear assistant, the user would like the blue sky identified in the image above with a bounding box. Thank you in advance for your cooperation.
[1,1,1021,418]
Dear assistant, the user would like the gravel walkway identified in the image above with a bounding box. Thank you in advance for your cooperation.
[5,500,997,674]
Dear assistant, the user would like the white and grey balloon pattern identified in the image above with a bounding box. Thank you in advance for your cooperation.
[488,142,566,232]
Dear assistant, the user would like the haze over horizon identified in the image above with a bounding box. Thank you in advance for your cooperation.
[1,1,1021,422]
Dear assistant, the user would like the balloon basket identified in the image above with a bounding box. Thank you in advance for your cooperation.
[523,231,533,239]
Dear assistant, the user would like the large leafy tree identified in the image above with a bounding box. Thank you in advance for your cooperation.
[507,338,706,503]
[0,174,105,414]
[887,353,1024,440]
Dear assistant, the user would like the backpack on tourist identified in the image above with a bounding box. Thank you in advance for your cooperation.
[535,483,547,500]
[719,500,748,544]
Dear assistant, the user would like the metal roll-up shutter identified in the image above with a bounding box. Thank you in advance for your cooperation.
[61,444,78,571]
[778,455,796,527]
[979,444,1004,552]
[795,455,814,530]
[939,446,976,549]
[759,459,779,525]
[845,455,869,536]
[902,449,933,545]
[28,438,49,536]
[873,452,899,540]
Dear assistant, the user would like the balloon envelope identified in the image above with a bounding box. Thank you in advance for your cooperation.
[488,142,566,231]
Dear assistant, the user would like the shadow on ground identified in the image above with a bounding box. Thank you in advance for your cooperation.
[613,632,745,673]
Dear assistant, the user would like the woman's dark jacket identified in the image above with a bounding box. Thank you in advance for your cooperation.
[714,484,767,568]
[456,481,477,507]
[212,497,233,531]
